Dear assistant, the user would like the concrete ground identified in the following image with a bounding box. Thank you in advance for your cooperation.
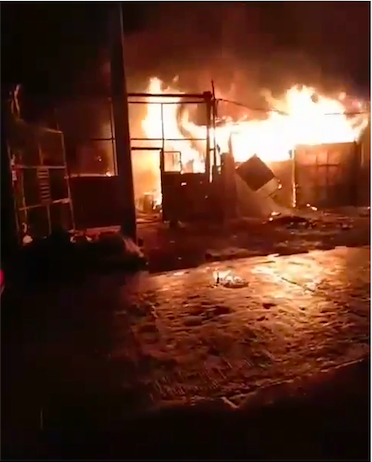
[136,207,370,272]
[2,246,370,459]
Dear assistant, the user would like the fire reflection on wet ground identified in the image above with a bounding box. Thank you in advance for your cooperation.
[112,246,370,406]
[3,247,369,409]
[2,246,369,461]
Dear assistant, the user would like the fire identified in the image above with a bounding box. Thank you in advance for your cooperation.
[142,78,368,168]
[219,86,367,163]
[142,78,205,173]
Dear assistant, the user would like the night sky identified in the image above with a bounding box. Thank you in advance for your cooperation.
[2,1,370,112]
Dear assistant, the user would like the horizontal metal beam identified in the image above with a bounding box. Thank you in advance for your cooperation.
[18,198,71,211]
[14,165,67,170]
[128,100,206,105]
[131,137,207,142]
[69,137,115,142]
[128,92,211,99]
[131,146,162,151]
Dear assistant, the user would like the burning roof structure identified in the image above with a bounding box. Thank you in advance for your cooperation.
[141,77,368,166]
[127,77,369,218]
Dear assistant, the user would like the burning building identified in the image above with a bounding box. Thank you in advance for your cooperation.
[51,75,369,230]
[128,77,369,220]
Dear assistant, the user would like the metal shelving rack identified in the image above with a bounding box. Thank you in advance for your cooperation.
[7,119,75,241]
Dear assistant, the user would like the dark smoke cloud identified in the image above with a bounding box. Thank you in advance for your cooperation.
[123,2,370,98]
[2,2,369,119]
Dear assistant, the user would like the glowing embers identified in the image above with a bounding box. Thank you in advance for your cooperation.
[268,211,282,222]
[213,269,248,288]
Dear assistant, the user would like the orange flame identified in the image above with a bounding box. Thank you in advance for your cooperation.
[142,77,205,172]
[142,78,368,167]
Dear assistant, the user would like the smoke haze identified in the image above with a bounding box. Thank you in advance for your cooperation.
[123,2,370,99]
[2,2,369,116]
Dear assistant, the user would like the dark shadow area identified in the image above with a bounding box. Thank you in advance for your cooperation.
[2,270,369,460]
[2,358,369,460]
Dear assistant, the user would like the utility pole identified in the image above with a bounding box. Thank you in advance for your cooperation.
[110,3,137,241]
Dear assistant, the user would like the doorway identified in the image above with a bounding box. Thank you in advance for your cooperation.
[131,147,162,218]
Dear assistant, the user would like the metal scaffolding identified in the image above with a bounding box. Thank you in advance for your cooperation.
[127,90,217,181]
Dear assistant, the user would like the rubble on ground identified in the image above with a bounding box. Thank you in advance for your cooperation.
[265,214,317,228]
[14,230,147,282]
[213,269,248,288]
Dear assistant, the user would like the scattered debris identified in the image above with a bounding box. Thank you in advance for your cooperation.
[340,223,353,230]
[70,233,92,243]
[13,229,147,283]
[21,223,33,245]
[213,270,248,288]
[266,215,317,229]
[22,235,33,245]
[306,203,318,211]
[221,396,238,410]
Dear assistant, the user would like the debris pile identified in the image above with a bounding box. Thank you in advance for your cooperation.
[14,229,147,283]
[265,214,317,229]
[213,270,248,288]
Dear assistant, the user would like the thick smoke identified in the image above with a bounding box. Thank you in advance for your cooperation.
[123,2,370,99]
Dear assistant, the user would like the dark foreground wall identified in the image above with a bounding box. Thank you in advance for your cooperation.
[70,176,122,230]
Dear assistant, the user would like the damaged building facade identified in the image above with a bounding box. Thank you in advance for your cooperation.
[4,80,371,244]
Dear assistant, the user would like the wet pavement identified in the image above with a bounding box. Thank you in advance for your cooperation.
[111,245,370,406]
[137,209,370,272]
[2,246,370,459]
[36,358,371,460]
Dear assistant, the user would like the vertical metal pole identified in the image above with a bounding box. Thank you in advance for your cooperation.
[292,149,298,208]
[110,4,137,240]
[212,100,217,168]
[290,149,297,208]
[211,81,217,168]
[60,132,76,231]
[205,92,212,182]
[2,109,20,267]
[160,103,165,220]
[108,98,118,175]
[160,103,165,165]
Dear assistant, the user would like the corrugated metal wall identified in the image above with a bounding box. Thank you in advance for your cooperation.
[295,142,358,208]
[358,124,370,206]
